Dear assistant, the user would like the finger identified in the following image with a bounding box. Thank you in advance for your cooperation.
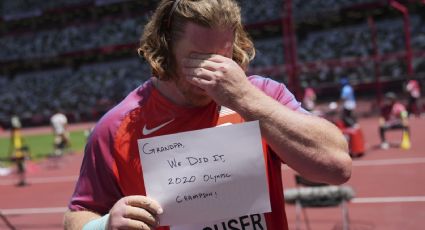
[182,67,214,80]
[124,196,163,215]
[186,75,214,88]
[124,206,160,227]
[189,53,225,62]
[124,218,155,230]
[183,58,221,71]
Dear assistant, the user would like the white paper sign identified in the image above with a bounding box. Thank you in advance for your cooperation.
[137,121,271,226]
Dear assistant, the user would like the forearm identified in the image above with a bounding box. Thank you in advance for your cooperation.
[231,85,351,184]
[64,210,102,230]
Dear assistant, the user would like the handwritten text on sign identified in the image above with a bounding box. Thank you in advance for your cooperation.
[137,121,271,226]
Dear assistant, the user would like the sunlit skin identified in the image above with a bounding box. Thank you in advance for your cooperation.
[154,22,236,107]
[64,21,351,230]
[155,23,350,187]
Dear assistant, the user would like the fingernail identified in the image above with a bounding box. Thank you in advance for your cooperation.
[157,207,163,214]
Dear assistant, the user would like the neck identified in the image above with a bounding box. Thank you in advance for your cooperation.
[153,77,188,106]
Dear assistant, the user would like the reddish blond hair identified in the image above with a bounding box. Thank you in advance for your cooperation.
[138,0,255,80]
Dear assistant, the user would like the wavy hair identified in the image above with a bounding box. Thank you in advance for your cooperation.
[138,0,255,81]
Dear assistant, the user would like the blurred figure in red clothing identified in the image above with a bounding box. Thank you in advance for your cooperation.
[379,92,409,149]
[302,86,317,112]
[405,78,421,117]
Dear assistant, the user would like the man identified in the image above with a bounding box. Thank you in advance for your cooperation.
[339,77,357,127]
[64,1,351,229]
[379,92,409,149]
[50,109,69,156]
[405,78,421,117]
[9,114,30,186]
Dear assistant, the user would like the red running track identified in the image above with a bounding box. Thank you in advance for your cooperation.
[1,117,425,229]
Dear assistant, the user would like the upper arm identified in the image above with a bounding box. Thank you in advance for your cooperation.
[248,75,306,113]
[68,123,123,215]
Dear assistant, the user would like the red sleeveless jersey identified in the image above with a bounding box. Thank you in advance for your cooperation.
[69,76,305,230]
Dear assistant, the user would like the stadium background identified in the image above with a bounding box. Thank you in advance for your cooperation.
[1,1,425,229]
[0,0,424,129]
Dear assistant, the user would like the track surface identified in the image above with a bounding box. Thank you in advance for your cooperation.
[1,115,424,229]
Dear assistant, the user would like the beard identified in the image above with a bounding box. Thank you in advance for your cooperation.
[174,75,212,107]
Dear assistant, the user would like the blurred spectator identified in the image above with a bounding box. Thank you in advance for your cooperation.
[1,0,91,19]
[0,17,146,62]
[239,0,281,24]
[378,92,409,149]
[0,1,425,129]
[302,85,317,112]
[339,77,357,127]
[252,37,285,68]
[0,58,147,126]
[8,113,30,186]
[50,109,69,156]
[293,0,377,20]
[405,78,421,117]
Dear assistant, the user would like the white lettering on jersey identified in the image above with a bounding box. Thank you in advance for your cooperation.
[170,213,267,230]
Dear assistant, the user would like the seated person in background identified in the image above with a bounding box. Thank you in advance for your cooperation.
[379,92,409,149]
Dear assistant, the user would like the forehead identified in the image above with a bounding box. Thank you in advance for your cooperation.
[180,22,234,53]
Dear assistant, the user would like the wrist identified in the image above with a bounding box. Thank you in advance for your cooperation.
[232,86,275,121]
[82,214,110,230]
[228,83,258,109]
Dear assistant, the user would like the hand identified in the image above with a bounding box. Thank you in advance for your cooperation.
[107,195,162,230]
[182,53,254,108]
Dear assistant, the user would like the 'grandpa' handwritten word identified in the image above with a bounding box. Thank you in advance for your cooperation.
[142,142,184,154]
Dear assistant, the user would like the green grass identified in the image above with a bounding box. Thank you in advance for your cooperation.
[0,130,87,160]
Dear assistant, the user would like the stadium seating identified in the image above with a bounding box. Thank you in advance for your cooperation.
[0,0,424,127]
[294,0,378,19]
[0,17,146,61]
[0,59,149,127]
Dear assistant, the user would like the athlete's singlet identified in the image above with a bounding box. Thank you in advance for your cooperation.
[69,75,305,230]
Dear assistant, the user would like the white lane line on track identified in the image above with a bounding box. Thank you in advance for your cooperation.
[2,158,424,185]
[0,207,67,215]
[0,175,77,186]
[2,196,425,215]
[282,157,425,170]
[352,196,425,203]
[352,157,425,167]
